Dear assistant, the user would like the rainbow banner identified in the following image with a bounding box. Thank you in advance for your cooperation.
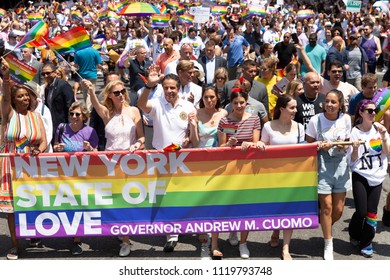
[373,88,390,122]
[16,21,49,48]
[151,14,170,28]
[47,26,92,54]
[249,6,266,17]
[5,54,38,84]
[11,145,318,238]
[211,6,227,15]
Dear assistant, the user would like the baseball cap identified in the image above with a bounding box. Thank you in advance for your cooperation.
[8,31,17,38]
[324,21,332,27]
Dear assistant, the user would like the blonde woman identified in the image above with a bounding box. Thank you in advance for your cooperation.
[285,80,304,98]
[82,79,144,257]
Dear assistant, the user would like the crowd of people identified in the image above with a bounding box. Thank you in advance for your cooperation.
[0,0,390,261]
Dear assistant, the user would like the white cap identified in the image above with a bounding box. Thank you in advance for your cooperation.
[324,21,332,27]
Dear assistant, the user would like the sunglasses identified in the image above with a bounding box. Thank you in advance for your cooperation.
[216,76,226,80]
[331,70,343,74]
[41,71,53,76]
[284,36,290,38]
[69,112,82,117]
[363,108,376,114]
[112,88,126,96]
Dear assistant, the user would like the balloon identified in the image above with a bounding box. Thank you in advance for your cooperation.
[372,88,390,122]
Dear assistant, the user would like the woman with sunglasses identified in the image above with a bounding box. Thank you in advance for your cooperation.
[306,89,352,260]
[349,100,390,258]
[0,57,48,260]
[82,79,144,257]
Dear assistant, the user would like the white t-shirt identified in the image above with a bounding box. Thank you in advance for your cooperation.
[319,77,359,112]
[350,124,389,186]
[180,36,205,59]
[149,96,196,150]
[178,82,202,109]
[261,121,305,145]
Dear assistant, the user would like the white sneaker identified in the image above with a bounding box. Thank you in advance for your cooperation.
[324,238,334,260]
[119,242,131,257]
[228,232,239,246]
[239,243,250,259]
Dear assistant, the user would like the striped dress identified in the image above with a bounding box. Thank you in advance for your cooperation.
[218,114,261,146]
[0,110,43,213]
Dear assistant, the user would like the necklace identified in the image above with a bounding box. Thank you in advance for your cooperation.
[204,109,217,125]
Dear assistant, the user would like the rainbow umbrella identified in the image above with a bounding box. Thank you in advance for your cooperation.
[373,88,390,122]
[118,2,160,16]
[296,9,315,19]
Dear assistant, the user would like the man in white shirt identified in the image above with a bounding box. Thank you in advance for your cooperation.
[179,27,205,59]
[176,60,202,107]
[164,43,204,76]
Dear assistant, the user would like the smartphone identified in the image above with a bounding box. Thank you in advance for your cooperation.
[291,33,299,44]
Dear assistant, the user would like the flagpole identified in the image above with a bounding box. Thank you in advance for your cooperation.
[1,38,40,58]
[42,38,84,81]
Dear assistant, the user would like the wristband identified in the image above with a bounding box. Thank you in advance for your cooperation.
[144,84,153,90]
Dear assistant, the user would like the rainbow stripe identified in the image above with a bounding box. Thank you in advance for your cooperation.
[27,12,43,22]
[151,14,170,28]
[211,6,227,15]
[373,88,390,122]
[15,7,24,15]
[108,11,119,23]
[53,1,60,13]
[71,10,83,22]
[249,6,266,16]
[47,26,92,54]
[176,4,185,15]
[178,14,194,25]
[160,4,168,14]
[218,0,230,6]
[267,6,278,13]
[0,8,6,18]
[11,144,318,238]
[5,54,38,83]
[17,21,49,48]
[296,9,315,19]
[98,9,108,21]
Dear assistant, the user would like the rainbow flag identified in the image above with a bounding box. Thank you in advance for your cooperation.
[249,6,266,17]
[151,14,170,28]
[53,1,60,13]
[163,143,181,151]
[98,9,108,21]
[71,10,83,22]
[11,145,319,238]
[5,54,38,84]
[166,0,180,10]
[160,4,168,14]
[47,26,92,54]
[15,7,24,15]
[0,8,6,18]
[108,11,119,22]
[241,9,250,20]
[28,12,43,23]
[373,88,390,122]
[296,9,315,19]
[267,6,279,14]
[211,6,227,15]
[16,21,49,48]
[178,14,194,25]
[176,4,185,15]
[218,0,230,6]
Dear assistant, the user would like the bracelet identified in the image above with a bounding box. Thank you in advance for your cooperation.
[144,84,153,90]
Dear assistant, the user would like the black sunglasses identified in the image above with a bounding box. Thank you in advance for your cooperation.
[41,71,53,76]
[331,70,343,74]
[112,88,126,96]
[69,112,82,117]
[363,108,376,114]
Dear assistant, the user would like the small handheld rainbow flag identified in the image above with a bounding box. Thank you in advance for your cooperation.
[151,14,170,28]
[5,54,38,84]
[296,9,315,19]
[28,12,43,23]
[108,11,119,23]
[47,26,92,54]
[0,8,6,18]
[176,4,185,15]
[53,1,60,13]
[167,0,180,10]
[373,88,390,122]
[15,7,24,15]
[211,6,227,15]
[221,123,238,134]
[160,4,168,14]
[178,14,194,25]
[16,21,49,48]
[267,6,279,14]
[218,0,230,6]
[163,143,181,151]
[98,9,108,21]
[249,6,266,17]
[71,10,83,22]
[16,136,30,151]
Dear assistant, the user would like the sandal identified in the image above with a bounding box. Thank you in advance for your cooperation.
[6,247,19,260]
[270,231,280,248]
[211,249,223,260]
[198,234,209,243]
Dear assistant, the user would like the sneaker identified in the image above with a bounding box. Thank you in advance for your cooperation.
[71,242,83,255]
[239,243,250,259]
[30,238,42,248]
[119,242,131,257]
[6,247,18,260]
[324,238,334,260]
[349,237,359,247]
[228,232,239,246]
[361,245,373,258]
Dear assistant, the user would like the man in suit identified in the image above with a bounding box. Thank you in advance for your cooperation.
[42,63,75,145]
[21,47,42,85]
[222,60,269,116]
[197,40,227,85]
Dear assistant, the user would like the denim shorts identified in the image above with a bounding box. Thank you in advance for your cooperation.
[318,151,352,194]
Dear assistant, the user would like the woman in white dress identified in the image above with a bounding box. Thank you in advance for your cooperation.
[82,79,145,257]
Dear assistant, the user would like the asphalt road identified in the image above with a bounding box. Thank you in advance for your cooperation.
[1,73,389,261]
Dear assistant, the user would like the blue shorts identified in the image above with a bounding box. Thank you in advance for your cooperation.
[318,151,351,195]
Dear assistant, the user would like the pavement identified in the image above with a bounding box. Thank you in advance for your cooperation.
[1,72,390,261]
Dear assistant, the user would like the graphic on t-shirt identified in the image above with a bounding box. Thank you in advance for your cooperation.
[63,136,83,152]
[369,138,382,152]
